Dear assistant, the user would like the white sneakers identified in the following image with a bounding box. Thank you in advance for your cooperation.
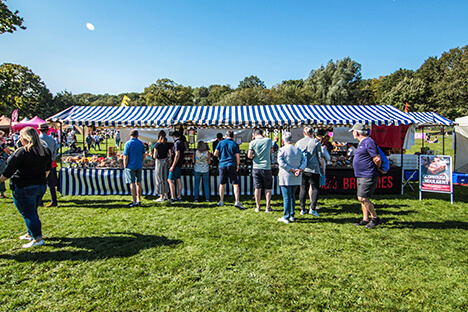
[22,240,44,248]
[19,234,33,241]
[277,217,290,224]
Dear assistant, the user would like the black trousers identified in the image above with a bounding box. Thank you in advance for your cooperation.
[299,172,320,210]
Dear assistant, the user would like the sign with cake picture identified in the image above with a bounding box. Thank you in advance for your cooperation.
[420,155,453,193]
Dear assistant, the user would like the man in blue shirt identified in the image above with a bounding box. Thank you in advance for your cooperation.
[214,130,245,209]
[123,129,146,207]
[350,123,382,229]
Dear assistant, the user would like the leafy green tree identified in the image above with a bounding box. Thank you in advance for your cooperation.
[0,0,26,34]
[216,87,271,106]
[379,77,429,111]
[207,84,233,105]
[193,86,210,106]
[52,90,78,114]
[270,79,309,105]
[238,75,266,90]
[374,68,414,105]
[142,78,193,106]
[0,63,52,118]
[304,57,362,105]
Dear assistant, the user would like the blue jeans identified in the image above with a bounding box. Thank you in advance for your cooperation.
[281,185,298,220]
[194,171,210,200]
[12,184,47,240]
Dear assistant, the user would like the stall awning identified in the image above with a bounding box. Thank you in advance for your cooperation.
[406,112,453,126]
[295,105,415,127]
[47,104,416,128]
[172,105,309,128]
[47,106,180,127]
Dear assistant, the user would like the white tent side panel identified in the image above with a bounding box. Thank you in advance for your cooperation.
[454,116,468,173]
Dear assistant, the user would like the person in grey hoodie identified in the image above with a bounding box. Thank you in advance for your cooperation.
[277,132,307,224]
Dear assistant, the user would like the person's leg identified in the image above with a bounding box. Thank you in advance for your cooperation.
[265,189,272,209]
[168,170,177,199]
[177,179,182,199]
[254,188,262,209]
[233,183,241,203]
[310,173,320,210]
[202,172,210,200]
[290,185,298,217]
[358,197,378,219]
[130,183,137,204]
[299,173,309,212]
[219,184,225,203]
[13,185,45,241]
[194,171,201,200]
[136,182,142,203]
[281,186,291,219]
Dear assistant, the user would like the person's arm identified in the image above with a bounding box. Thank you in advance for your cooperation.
[236,153,240,171]
[247,150,254,159]
[213,149,220,158]
[373,155,382,168]
[152,147,158,160]
[123,155,129,168]
[207,152,211,165]
[171,151,180,171]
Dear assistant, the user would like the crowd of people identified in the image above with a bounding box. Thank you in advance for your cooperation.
[0,123,385,249]
[123,125,383,229]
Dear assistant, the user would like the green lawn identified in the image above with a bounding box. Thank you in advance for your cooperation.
[1,183,467,311]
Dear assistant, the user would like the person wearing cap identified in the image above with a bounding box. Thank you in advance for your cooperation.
[123,129,146,207]
[350,123,382,229]
[277,132,307,224]
[38,123,60,207]
[295,127,325,217]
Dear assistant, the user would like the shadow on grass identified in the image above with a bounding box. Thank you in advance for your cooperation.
[389,220,468,230]
[57,199,132,209]
[0,232,182,262]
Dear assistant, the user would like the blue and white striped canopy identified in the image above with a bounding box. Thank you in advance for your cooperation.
[47,106,179,127]
[406,112,453,126]
[292,105,415,127]
[48,104,416,128]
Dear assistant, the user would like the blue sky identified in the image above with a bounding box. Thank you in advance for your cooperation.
[2,0,468,95]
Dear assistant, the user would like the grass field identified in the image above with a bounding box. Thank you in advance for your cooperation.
[1,181,467,311]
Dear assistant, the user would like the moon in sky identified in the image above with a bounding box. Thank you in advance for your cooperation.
[86,23,95,31]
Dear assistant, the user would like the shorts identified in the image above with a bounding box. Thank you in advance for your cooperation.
[168,166,182,180]
[219,166,239,185]
[124,168,142,184]
[252,169,273,189]
[357,176,379,199]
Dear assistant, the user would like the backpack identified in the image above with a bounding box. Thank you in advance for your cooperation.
[377,147,390,174]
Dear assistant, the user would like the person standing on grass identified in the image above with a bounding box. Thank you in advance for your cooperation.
[193,141,211,202]
[115,130,121,149]
[0,127,51,248]
[213,130,246,210]
[350,123,382,229]
[38,123,60,207]
[168,131,185,203]
[123,129,146,207]
[295,127,325,217]
[152,130,171,202]
[248,128,273,213]
[277,132,307,224]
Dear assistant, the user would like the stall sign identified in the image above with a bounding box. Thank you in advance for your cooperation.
[420,155,452,193]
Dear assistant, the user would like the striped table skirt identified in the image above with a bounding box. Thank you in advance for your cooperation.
[59,168,281,197]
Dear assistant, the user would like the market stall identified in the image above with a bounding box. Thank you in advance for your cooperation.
[49,104,416,197]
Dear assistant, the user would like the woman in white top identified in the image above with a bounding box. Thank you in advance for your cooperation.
[193,141,211,202]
